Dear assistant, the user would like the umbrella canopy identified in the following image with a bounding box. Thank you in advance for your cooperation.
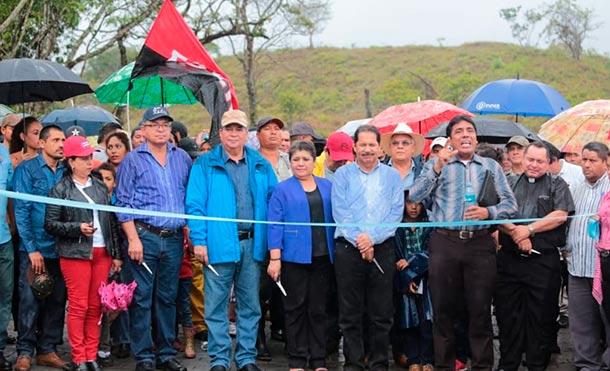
[461,78,570,118]
[0,58,93,105]
[369,100,473,135]
[95,61,198,108]
[0,104,13,118]
[338,118,371,137]
[425,117,540,144]
[538,100,610,154]
[41,105,119,137]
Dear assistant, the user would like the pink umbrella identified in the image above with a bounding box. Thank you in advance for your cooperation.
[369,100,473,135]
[99,280,137,320]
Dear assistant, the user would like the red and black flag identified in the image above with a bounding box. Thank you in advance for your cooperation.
[131,0,238,141]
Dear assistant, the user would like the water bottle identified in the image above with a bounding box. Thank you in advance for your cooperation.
[464,182,477,209]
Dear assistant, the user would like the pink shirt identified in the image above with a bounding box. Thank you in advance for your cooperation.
[594,191,610,304]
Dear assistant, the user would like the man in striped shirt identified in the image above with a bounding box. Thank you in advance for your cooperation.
[565,142,610,370]
[409,115,517,370]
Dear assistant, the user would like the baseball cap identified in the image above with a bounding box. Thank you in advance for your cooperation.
[141,106,173,124]
[64,135,94,157]
[326,132,354,162]
[507,135,529,147]
[256,116,285,131]
[65,125,86,138]
[430,137,448,149]
[1,113,23,128]
[290,122,317,138]
[221,110,249,128]
[27,270,55,300]
[380,123,425,156]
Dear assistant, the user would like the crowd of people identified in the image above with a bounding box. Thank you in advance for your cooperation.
[0,107,609,371]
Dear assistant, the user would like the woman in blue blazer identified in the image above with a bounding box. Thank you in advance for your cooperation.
[267,141,335,371]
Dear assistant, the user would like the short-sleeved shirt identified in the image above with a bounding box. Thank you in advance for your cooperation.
[509,173,575,220]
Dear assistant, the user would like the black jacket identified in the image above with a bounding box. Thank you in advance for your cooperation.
[44,175,121,260]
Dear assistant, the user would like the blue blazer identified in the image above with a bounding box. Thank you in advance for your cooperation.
[267,176,335,264]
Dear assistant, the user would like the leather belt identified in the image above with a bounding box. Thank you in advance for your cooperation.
[135,221,179,238]
[436,228,489,240]
[238,230,254,241]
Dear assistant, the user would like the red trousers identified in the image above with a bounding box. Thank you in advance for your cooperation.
[60,248,112,363]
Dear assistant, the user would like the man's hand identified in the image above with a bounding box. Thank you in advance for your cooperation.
[409,282,419,294]
[396,259,408,271]
[363,248,374,262]
[193,245,209,266]
[433,144,457,174]
[510,225,531,244]
[517,238,532,254]
[29,252,45,275]
[464,206,489,220]
[128,237,144,264]
[356,233,373,254]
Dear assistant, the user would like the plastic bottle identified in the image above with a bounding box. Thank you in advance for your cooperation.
[464,182,477,209]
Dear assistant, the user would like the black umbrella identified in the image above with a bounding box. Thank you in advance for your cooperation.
[0,58,93,105]
[425,117,540,144]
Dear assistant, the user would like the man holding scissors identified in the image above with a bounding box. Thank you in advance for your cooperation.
[331,124,404,371]
[186,110,277,371]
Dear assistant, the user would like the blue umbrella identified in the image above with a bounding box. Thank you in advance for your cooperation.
[461,78,570,120]
[41,105,119,136]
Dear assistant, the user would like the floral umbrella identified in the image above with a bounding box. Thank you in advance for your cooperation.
[538,100,610,154]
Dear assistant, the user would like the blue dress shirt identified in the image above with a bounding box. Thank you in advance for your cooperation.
[0,145,13,244]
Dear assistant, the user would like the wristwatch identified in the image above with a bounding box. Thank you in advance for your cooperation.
[528,224,536,237]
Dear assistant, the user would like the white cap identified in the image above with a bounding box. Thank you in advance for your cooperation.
[431,137,448,148]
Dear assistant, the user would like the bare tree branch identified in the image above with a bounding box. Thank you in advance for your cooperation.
[0,0,30,34]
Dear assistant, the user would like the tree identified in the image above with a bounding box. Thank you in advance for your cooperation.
[543,0,601,60]
[285,0,331,48]
[500,0,602,60]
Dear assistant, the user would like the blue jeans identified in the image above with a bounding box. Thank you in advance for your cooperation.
[16,251,66,356]
[127,228,182,363]
[0,241,13,351]
[205,238,261,369]
[177,278,193,327]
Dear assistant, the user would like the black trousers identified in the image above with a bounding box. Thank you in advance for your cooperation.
[282,256,331,369]
[601,252,610,326]
[428,231,496,371]
[495,248,561,371]
[335,238,395,371]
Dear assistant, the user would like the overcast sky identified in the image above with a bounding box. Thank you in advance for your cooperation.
[312,0,610,55]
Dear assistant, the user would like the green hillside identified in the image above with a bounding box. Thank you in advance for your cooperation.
[81,42,610,135]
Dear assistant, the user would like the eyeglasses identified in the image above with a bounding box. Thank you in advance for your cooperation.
[143,122,171,130]
[391,140,414,146]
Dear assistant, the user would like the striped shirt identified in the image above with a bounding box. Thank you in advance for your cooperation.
[409,155,517,230]
[115,141,192,229]
[566,172,610,278]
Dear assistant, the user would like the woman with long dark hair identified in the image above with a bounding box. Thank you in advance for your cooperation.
[44,135,122,371]
[9,116,41,168]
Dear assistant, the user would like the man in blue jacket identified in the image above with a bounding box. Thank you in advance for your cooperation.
[186,110,277,371]
[13,125,68,371]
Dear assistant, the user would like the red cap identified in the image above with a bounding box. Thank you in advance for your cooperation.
[63,136,94,158]
[326,132,354,162]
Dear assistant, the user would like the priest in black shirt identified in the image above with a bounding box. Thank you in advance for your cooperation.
[497,141,575,371]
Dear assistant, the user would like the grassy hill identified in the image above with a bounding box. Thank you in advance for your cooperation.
[77,42,610,135]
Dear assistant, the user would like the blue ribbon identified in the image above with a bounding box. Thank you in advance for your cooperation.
[0,189,593,229]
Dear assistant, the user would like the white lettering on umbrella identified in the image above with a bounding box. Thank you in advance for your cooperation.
[475,101,501,111]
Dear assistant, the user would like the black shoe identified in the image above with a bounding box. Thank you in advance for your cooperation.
[210,366,227,371]
[238,364,261,371]
[135,361,155,371]
[69,363,88,371]
[86,361,102,371]
[0,353,11,371]
[156,358,186,371]
[112,344,131,359]
[194,330,208,341]
[270,329,285,342]
[96,356,113,368]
